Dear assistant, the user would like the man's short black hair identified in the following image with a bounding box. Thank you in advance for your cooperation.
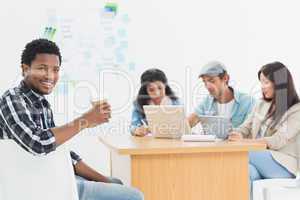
[21,39,62,66]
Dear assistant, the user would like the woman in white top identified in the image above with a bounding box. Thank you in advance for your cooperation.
[229,62,300,200]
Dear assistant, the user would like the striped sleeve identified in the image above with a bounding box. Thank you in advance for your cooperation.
[70,151,82,165]
[0,92,56,155]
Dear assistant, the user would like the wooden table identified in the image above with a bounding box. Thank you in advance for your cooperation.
[99,135,266,200]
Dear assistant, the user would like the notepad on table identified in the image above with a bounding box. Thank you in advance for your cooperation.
[181,134,216,142]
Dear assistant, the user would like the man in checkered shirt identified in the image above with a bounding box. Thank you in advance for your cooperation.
[0,39,143,200]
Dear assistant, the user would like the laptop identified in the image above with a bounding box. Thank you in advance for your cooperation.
[143,105,191,138]
[197,115,232,139]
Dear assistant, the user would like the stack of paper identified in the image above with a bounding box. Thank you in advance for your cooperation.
[181,134,216,142]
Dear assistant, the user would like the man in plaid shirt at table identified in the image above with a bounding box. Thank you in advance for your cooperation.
[0,39,143,200]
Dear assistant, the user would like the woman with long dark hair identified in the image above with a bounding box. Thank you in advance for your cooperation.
[229,62,300,199]
[130,68,180,136]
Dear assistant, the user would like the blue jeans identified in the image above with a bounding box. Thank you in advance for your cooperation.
[249,151,295,200]
[76,176,144,200]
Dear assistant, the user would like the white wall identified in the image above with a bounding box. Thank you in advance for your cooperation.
[1,0,300,175]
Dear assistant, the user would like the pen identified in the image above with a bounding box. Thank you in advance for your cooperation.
[141,119,151,135]
[141,119,148,128]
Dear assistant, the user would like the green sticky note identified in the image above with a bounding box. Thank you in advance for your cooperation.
[105,2,118,14]
[50,28,56,40]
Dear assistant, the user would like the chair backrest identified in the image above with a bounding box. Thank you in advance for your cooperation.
[0,140,79,200]
[253,179,299,200]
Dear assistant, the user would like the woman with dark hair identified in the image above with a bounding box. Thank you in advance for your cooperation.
[130,68,180,136]
[229,62,300,199]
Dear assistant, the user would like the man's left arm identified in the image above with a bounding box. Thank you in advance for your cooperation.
[73,160,110,183]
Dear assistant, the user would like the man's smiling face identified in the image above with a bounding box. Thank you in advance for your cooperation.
[22,53,60,95]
